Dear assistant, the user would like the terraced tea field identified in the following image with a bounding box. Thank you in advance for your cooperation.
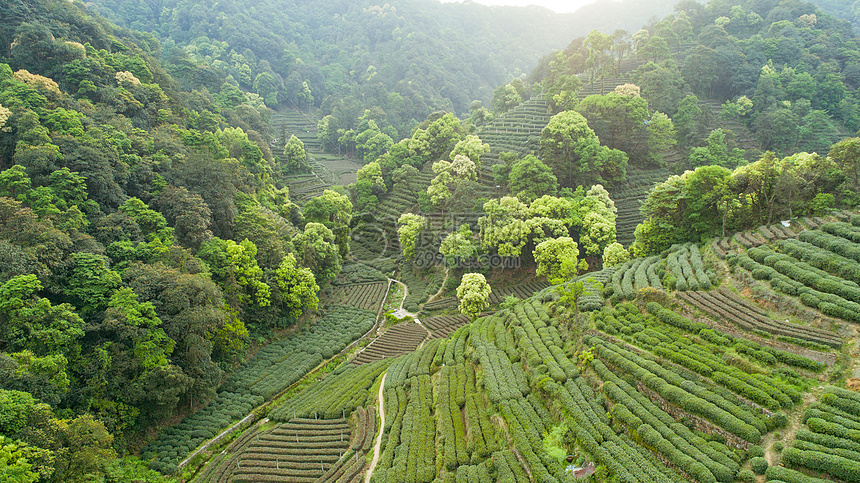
[326,282,389,312]
[271,109,361,200]
[351,322,429,365]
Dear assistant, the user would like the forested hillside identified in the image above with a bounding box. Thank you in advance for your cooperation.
[807,0,860,28]
[3,0,860,482]
[83,0,685,139]
[0,0,344,480]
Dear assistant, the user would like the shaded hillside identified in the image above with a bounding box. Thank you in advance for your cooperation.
[86,0,688,139]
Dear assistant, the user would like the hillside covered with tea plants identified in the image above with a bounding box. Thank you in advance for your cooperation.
[3,0,860,482]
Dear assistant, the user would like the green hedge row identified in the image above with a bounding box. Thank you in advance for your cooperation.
[796,428,860,454]
[512,314,572,382]
[269,358,390,421]
[638,423,718,483]
[499,399,559,483]
[749,245,860,305]
[473,341,528,403]
[375,374,436,483]
[144,390,264,472]
[690,244,712,290]
[598,360,740,469]
[780,238,860,286]
[646,302,707,333]
[372,385,408,480]
[806,417,860,445]
[595,362,739,483]
[736,249,860,323]
[808,223,860,262]
[492,318,519,363]
[438,365,470,471]
[792,439,860,465]
[805,406,860,431]
[782,446,860,482]
[465,393,497,460]
[667,249,690,291]
[222,306,376,398]
[441,326,470,366]
[647,302,827,374]
[679,246,700,290]
[385,341,437,390]
[491,450,529,483]
[620,258,641,299]
[819,222,860,249]
[588,336,762,443]
[541,376,675,483]
[597,304,811,408]
[147,306,376,469]
[453,463,492,483]
[634,257,650,291]
[645,257,664,290]
[765,465,832,483]
[820,386,860,418]
[608,259,632,302]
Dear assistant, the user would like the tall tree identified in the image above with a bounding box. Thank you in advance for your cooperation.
[456,273,491,320]
[282,135,309,174]
[829,137,860,193]
[534,237,580,284]
[397,213,426,262]
[449,135,490,167]
[291,223,341,288]
[539,110,627,188]
[478,196,531,258]
[508,155,558,203]
[274,253,319,318]
[0,274,84,357]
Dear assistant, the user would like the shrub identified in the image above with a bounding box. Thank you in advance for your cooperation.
[736,468,755,482]
[750,456,768,474]
[765,465,832,483]
[747,445,764,458]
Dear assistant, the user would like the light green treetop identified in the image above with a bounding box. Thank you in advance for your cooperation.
[439,224,479,264]
[283,134,308,174]
[104,287,174,370]
[275,253,319,318]
[602,242,630,267]
[509,155,558,203]
[456,273,491,320]
[578,185,617,256]
[292,223,342,287]
[478,196,531,257]
[427,160,455,206]
[534,237,580,283]
[0,435,39,483]
[449,135,489,166]
[450,154,477,181]
[356,161,386,191]
[397,213,426,261]
[225,239,271,307]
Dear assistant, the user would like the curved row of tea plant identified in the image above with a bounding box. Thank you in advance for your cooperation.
[732,247,860,323]
[677,288,841,348]
[270,359,390,421]
[785,386,860,482]
[352,322,429,365]
[145,306,375,472]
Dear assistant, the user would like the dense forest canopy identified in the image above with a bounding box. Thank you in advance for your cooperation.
[806,0,860,29]
[83,0,687,138]
[2,0,860,481]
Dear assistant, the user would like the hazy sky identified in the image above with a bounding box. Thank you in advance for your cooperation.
[440,0,595,14]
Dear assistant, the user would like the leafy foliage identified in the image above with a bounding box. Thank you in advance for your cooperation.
[456,273,491,320]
